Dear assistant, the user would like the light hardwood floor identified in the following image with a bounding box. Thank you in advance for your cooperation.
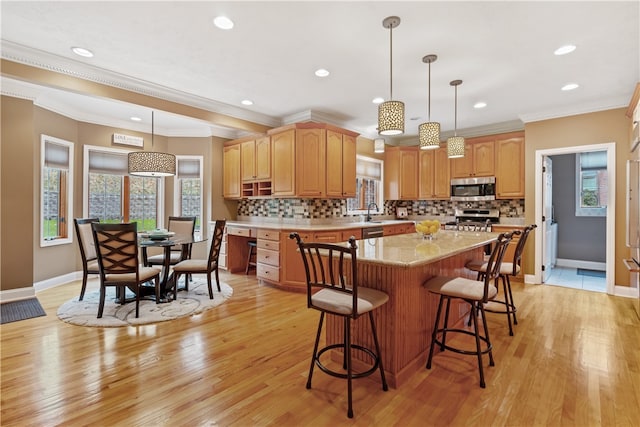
[2,272,639,426]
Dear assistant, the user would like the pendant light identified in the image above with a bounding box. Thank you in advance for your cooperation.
[128,111,176,177]
[374,138,385,153]
[378,16,404,136]
[447,80,465,158]
[419,54,440,150]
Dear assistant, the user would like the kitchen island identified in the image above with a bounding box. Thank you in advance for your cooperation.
[324,230,500,388]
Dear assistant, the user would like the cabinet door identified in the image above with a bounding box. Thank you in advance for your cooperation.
[341,134,357,198]
[241,140,256,182]
[223,144,241,199]
[296,128,326,197]
[255,136,271,180]
[271,130,296,196]
[496,136,525,198]
[473,140,495,177]
[450,144,474,178]
[419,149,435,199]
[433,147,451,199]
[325,130,344,197]
[400,150,419,200]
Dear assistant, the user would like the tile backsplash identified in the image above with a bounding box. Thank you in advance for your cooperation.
[237,198,525,220]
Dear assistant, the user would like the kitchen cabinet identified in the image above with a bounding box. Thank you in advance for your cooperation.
[385,146,419,200]
[296,127,326,197]
[419,146,451,199]
[495,133,525,198]
[383,222,416,236]
[256,229,280,284]
[268,123,359,198]
[240,136,272,197]
[223,144,241,199]
[326,130,357,198]
[270,128,296,196]
[450,139,495,178]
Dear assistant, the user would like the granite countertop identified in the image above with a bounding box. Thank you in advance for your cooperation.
[353,231,499,268]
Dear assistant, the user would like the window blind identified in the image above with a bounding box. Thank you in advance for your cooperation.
[89,150,128,175]
[356,158,382,180]
[44,141,70,169]
[177,158,201,179]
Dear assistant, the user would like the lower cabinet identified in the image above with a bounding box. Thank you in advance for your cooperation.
[256,229,280,283]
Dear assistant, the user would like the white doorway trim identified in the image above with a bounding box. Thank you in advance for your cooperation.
[533,142,616,294]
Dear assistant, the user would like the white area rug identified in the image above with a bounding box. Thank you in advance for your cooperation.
[57,277,232,327]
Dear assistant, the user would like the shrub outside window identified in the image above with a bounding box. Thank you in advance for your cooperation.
[174,156,203,237]
[575,151,607,217]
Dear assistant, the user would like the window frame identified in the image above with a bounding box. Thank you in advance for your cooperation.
[575,151,607,217]
[40,134,74,247]
[346,155,384,214]
[173,155,203,238]
[82,145,165,227]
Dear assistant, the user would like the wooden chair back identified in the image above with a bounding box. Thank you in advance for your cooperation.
[207,220,226,270]
[74,218,100,263]
[482,232,514,302]
[91,223,139,279]
[511,224,537,275]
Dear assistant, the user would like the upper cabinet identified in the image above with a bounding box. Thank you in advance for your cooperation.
[419,146,451,199]
[266,122,359,199]
[326,130,357,198]
[385,146,419,200]
[241,136,271,182]
[495,132,525,198]
[450,139,495,178]
[223,144,241,199]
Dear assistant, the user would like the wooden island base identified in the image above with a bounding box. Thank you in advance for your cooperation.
[326,245,487,389]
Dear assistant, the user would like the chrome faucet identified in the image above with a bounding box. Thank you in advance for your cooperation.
[366,202,379,222]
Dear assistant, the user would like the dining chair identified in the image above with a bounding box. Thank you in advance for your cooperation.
[289,232,389,419]
[145,216,197,268]
[73,217,100,301]
[91,222,161,318]
[424,232,513,388]
[465,224,537,336]
[172,219,226,300]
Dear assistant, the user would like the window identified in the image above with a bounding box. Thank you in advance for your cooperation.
[576,151,607,217]
[174,156,203,236]
[41,135,74,247]
[347,155,384,213]
[84,145,164,230]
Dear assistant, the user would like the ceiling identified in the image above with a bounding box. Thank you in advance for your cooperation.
[1,1,638,144]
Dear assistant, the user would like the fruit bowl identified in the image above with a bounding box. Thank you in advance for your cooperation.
[415,219,440,240]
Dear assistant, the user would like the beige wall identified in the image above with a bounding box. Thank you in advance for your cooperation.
[1,97,35,291]
[524,108,633,286]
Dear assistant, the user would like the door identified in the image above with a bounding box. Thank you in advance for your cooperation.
[542,156,553,282]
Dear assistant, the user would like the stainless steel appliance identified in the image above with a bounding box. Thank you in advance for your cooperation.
[444,208,500,232]
[450,176,496,201]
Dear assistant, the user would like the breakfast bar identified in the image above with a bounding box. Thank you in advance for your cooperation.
[325,231,500,388]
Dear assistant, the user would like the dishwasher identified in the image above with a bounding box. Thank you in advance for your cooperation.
[362,225,384,239]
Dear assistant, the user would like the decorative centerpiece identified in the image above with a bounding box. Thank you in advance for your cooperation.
[415,219,440,240]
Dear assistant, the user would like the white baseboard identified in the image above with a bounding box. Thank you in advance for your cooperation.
[0,287,36,303]
[614,285,639,299]
[556,258,606,271]
[34,272,81,292]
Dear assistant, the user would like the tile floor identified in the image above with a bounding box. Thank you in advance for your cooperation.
[544,266,606,292]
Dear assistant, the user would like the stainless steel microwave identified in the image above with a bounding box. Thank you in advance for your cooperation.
[450,177,496,201]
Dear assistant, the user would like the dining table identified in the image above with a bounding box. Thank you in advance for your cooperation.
[137,232,207,302]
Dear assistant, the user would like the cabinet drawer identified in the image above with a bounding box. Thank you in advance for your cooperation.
[257,248,280,267]
[227,226,253,237]
[257,229,279,241]
[313,232,340,243]
[341,229,362,241]
[258,239,280,251]
[257,264,280,282]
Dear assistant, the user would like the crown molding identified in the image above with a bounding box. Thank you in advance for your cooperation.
[519,97,629,123]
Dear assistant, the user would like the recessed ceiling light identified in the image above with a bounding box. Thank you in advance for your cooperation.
[474,102,487,109]
[213,16,234,30]
[130,116,142,122]
[71,47,93,58]
[372,97,384,104]
[241,99,253,106]
[561,83,579,91]
[314,68,330,77]
[554,44,576,56]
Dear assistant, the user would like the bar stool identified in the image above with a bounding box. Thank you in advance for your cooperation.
[245,239,257,274]
[424,232,513,388]
[289,232,389,418]
[465,224,536,336]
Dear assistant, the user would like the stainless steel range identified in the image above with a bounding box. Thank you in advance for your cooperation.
[444,208,500,232]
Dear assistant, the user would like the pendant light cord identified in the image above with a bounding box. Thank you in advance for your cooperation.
[454,85,458,137]
[151,111,155,148]
[427,63,431,121]
[389,25,393,101]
